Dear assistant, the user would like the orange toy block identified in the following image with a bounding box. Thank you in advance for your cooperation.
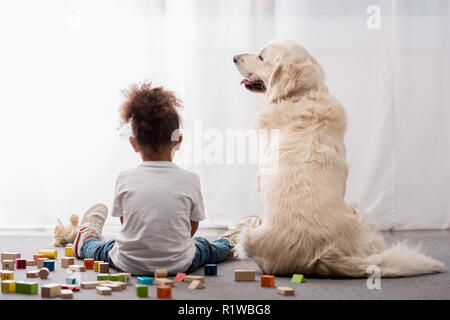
[157,285,171,299]
[261,275,275,287]
[84,258,94,269]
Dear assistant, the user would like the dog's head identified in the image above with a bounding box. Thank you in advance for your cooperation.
[234,39,326,102]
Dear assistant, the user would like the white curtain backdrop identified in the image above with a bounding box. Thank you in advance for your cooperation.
[0,0,448,230]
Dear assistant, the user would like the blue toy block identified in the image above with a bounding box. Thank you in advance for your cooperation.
[137,276,153,285]
[204,264,217,276]
[43,260,55,271]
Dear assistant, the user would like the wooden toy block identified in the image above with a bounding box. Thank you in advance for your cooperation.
[61,289,73,299]
[1,252,20,261]
[66,277,79,285]
[16,259,26,269]
[61,257,75,268]
[155,278,174,287]
[291,274,306,283]
[1,280,15,293]
[94,260,104,272]
[183,275,204,283]
[98,262,109,273]
[64,246,73,257]
[97,274,109,281]
[33,254,47,260]
[26,270,40,278]
[118,273,132,284]
[43,260,55,271]
[2,260,15,270]
[15,281,38,295]
[41,284,61,298]
[1,270,14,281]
[174,273,186,282]
[204,264,217,276]
[97,286,112,296]
[84,258,94,269]
[26,259,37,266]
[156,285,171,299]
[61,284,80,292]
[101,282,125,291]
[277,286,295,296]
[188,280,205,290]
[68,265,86,272]
[39,268,50,279]
[154,268,168,278]
[137,276,153,285]
[37,258,49,269]
[136,285,148,298]
[108,274,125,282]
[81,281,104,289]
[261,275,275,287]
[38,250,57,259]
[234,270,256,281]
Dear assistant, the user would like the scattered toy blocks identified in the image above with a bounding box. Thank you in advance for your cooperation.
[235,270,256,281]
[38,250,58,259]
[277,286,295,296]
[1,252,20,261]
[154,268,168,278]
[155,278,174,287]
[94,260,104,272]
[174,273,186,282]
[137,276,153,285]
[16,259,26,269]
[61,257,75,268]
[2,260,14,270]
[61,289,73,299]
[1,270,14,280]
[98,262,109,273]
[26,270,40,278]
[136,284,148,297]
[37,258,49,269]
[291,274,306,283]
[97,286,112,296]
[1,280,15,293]
[26,259,37,267]
[204,264,217,276]
[39,268,50,279]
[64,247,73,257]
[43,260,55,271]
[33,254,47,261]
[183,275,205,283]
[84,258,94,269]
[15,281,38,295]
[261,275,275,287]
[41,284,61,298]
[68,265,86,272]
[188,280,205,290]
[157,285,171,299]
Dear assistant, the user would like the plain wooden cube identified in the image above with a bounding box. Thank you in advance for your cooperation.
[277,286,295,296]
[155,278,174,287]
[61,289,73,299]
[235,270,256,281]
[41,284,61,298]
[154,268,168,278]
[97,286,112,295]
[37,258,48,269]
[99,262,109,273]
[188,280,205,290]
[61,257,75,268]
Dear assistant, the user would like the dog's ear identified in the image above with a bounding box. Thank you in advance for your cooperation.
[268,59,325,102]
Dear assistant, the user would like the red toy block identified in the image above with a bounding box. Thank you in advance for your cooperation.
[84,258,94,270]
[261,275,275,287]
[61,284,80,292]
[16,259,26,269]
[174,273,186,282]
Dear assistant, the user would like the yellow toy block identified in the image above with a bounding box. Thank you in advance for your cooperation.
[38,250,58,259]
[1,280,15,293]
[1,270,14,281]
[94,261,104,272]
[65,247,73,257]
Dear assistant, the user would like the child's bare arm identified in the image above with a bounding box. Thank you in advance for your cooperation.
[120,216,124,225]
[190,220,199,237]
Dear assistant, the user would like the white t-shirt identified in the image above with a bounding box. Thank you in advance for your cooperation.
[108,161,206,275]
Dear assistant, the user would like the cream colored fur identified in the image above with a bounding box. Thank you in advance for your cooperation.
[234,39,445,277]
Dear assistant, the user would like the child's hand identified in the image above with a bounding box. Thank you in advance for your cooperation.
[190,220,199,237]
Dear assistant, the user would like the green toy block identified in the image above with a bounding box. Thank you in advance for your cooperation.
[291,274,306,284]
[15,281,38,294]
[98,274,109,281]
[108,274,125,282]
[136,284,148,298]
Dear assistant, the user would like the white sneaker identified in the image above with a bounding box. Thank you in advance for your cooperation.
[219,215,262,248]
[73,206,108,259]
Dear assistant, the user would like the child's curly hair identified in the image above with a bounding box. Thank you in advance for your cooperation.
[120,82,183,150]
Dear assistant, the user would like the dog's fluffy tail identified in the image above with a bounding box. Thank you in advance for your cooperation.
[312,241,445,278]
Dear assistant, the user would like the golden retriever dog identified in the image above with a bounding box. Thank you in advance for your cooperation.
[233,39,445,277]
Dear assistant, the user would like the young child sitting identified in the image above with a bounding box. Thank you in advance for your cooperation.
[72,82,261,275]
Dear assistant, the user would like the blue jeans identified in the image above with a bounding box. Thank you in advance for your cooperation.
[81,237,231,274]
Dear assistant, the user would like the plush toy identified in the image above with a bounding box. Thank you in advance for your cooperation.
[54,214,79,247]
